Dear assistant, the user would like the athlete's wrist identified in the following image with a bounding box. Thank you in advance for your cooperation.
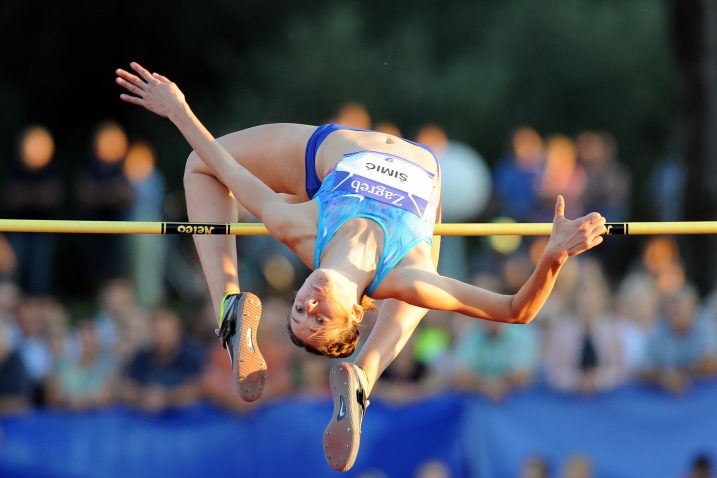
[167,101,192,125]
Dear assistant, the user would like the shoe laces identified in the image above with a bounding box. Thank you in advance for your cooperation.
[216,315,236,350]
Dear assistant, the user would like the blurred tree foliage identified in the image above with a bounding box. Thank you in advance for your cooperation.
[0,0,672,206]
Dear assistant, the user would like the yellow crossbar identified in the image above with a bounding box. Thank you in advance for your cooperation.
[0,219,716,236]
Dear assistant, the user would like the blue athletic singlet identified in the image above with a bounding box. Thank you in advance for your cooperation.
[304,123,435,198]
[312,149,440,296]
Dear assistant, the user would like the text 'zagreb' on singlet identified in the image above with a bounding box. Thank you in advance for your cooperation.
[312,148,440,296]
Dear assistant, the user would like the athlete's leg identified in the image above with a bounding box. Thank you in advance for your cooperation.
[184,153,240,319]
[182,124,313,319]
[323,300,428,471]
[354,299,428,395]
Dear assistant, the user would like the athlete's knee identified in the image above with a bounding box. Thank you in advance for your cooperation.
[183,151,207,185]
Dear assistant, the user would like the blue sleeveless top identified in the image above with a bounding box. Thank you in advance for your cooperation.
[312,149,440,296]
[305,123,436,198]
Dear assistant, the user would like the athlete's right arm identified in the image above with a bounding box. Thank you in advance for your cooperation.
[115,62,288,229]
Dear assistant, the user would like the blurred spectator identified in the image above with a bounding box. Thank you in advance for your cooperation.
[576,130,631,276]
[0,234,18,280]
[123,141,167,309]
[0,281,21,338]
[641,237,686,296]
[493,126,544,222]
[576,130,631,221]
[538,135,586,220]
[48,320,116,411]
[561,455,593,478]
[639,285,717,395]
[124,308,202,413]
[648,154,686,222]
[2,125,65,294]
[614,273,660,376]
[334,101,371,129]
[0,319,32,414]
[450,320,538,401]
[373,121,401,137]
[415,460,450,478]
[519,456,550,478]
[17,296,54,404]
[92,278,149,365]
[75,121,134,287]
[684,454,712,478]
[543,259,626,394]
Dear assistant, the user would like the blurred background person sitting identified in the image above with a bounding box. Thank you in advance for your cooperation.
[613,273,660,379]
[123,308,202,413]
[92,278,149,366]
[543,259,626,395]
[48,319,117,411]
[2,125,65,296]
[450,319,538,401]
[639,285,717,395]
[0,319,32,414]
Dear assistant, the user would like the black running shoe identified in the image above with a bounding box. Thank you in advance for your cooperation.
[215,292,266,402]
[323,362,370,472]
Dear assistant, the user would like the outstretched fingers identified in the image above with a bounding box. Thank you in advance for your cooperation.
[115,76,144,97]
[153,72,171,83]
[119,93,146,106]
[130,62,158,84]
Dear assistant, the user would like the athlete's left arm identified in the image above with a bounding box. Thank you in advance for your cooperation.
[392,196,606,324]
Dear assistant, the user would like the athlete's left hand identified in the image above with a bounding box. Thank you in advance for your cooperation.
[115,62,186,118]
[543,195,606,265]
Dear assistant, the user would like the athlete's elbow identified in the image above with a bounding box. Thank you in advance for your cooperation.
[506,296,537,324]
[510,313,536,325]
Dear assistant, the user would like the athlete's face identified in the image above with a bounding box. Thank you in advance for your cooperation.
[289,270,352,346]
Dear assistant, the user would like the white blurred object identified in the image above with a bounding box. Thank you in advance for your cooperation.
[438,141,492,222]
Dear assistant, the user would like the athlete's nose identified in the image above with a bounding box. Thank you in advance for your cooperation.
[306,298,319,313]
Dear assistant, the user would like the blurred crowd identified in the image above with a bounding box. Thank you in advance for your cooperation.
[0,106,713,477]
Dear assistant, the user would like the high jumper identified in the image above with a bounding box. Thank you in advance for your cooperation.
[115,62,606,471]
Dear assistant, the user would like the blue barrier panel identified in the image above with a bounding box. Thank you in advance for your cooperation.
[462,382,717,478]
[2,384,717,478]
[0,395,464,478]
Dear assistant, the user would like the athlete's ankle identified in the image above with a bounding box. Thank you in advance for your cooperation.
[354,364,370,393]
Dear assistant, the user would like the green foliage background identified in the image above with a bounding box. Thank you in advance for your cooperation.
[0,0,673,211]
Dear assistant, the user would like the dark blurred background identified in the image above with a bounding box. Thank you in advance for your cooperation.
[1,1,717,477]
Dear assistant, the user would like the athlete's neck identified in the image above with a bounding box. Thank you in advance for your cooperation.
[319,218,384,299]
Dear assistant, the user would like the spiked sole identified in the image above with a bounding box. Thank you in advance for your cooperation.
[323,362,363,472]
[230,292,266,402]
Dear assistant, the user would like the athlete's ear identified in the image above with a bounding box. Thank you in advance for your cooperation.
[351,303,364,324]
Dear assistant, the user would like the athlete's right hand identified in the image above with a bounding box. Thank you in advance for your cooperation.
[116,62,186,118]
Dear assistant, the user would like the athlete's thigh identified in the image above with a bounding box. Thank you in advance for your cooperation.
[203,123,316,198]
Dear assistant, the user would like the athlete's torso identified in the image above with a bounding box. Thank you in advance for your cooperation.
[314,128,439,185]
[217,123,442,294]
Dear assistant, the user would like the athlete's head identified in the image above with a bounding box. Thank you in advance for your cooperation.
[287,269,374,358]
